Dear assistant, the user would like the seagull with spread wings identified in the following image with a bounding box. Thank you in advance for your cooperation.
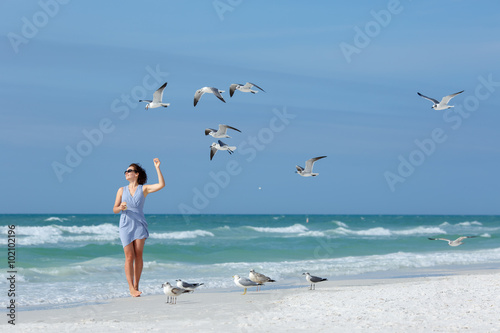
[295,156,327,177]
[428,236,477,246]
[229,82,265,97]
[194,86,226,106]
[417,90,464,110]
[139,82,170,109]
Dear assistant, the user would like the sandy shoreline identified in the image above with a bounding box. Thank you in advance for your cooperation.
[6,268,500,332]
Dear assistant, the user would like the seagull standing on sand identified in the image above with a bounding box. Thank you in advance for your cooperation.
[296,156,327,177]
[233,275,262,295]
[229,82,265,97]
[205,124,241,138]
[161,282,190,304]
[210,140,236,160]
[249,269,276,291]
[417,90,464,110]
[303,272,327,290]
[139,82,170,109]
[176,279,204,292]
[194,87,226,106]
[428,236,477,247]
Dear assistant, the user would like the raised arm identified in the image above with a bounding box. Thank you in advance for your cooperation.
[143,158,165,197]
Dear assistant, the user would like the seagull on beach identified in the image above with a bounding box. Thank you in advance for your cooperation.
[205,124,241,138]
[233,275,262,295]
[303,272,327,290]
[176,279,204,292]
[428,236,477,247]
[229,82,265,97]
[296,156,327,177]
[194,87,226,106]
[417,90,464,110]
[210,140,236,160]
[139,82,170,109]
[161,282,190,304]
[249,269,276,291]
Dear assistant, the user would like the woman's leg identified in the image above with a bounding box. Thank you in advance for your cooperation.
[123,242,141,297]
[132,238,146,292]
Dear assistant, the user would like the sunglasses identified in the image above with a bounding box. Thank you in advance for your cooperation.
[124,169,137,174]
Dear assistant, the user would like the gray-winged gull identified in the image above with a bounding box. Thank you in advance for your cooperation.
[302,272,327,290]
[161,282,190,304]
[296,156,327,177]
[210,140,236,160]
[229,82,265,97]
[205,124,241,138]
[232,275,262,295]
[417,90,464,110]
[194,87,226,106]
[139,82,170,109]
[249,269,276,291]
[176,279,204,292]
[428,236,477,246]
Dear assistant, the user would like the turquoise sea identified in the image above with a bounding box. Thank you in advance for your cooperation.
[1,214,499,310]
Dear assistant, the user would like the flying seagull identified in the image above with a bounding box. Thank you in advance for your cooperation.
[194,87,226,106]
[176,279,204,292]
[232,275,262,295]
[210,140,236,160]
[249,269,276,291]
[229,82,265,97]
[296,156,327,177]
[161,282,190,304]
[139,82,170,109]
[428,236,477,247]
[302,272,327,290]
[205,124,241,138]
[417,90,464,110]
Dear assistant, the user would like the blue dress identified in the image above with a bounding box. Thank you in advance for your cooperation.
[119,185,149,247]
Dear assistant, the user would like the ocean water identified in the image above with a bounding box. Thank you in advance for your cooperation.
[1,214,499,310]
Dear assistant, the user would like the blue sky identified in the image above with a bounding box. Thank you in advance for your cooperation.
[1,0,499,214]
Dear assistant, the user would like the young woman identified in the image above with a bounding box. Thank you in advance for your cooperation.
[113,158,165,297]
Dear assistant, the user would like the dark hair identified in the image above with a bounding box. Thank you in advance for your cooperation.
[129,163,147,185]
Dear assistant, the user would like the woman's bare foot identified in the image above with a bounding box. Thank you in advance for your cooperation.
[130,287,142,297]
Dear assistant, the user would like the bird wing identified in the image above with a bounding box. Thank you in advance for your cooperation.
[417,92,439,104]
[428,237,451,242]
[309,275,327,283]
[194,89,203,106]
[248,82,265,92]
[181,281,196,288]
[171,287,189,295]
[139,100,152,103]
[205,128,216,136]
[153,82,167,103]
[220,124,241,133]
[210,145,217,160]
[218,139,227,147]
[229,84,238,97]
[305,156,327,173]
[210,87,226,103]
[456,236,476,242]
[441,90,464,105]
[239,277,260,286]
[296,165,304,172]
[254,271,274,282]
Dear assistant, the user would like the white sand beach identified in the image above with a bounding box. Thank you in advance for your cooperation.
[8,269,500,333]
